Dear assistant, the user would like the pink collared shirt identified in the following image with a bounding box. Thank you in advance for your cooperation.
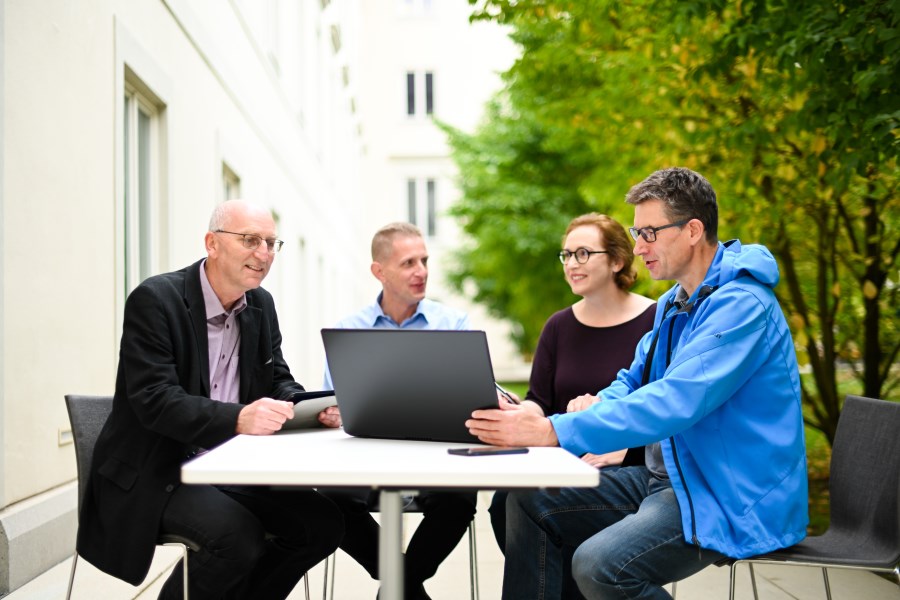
[199,260,247,404]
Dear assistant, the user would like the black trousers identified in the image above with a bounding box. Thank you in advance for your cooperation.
[322,488,477,585]
[157,484,343,599]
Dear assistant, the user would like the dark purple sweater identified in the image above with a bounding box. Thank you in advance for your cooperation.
[526,304,656,417]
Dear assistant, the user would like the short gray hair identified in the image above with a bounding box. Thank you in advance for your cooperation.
[208,203,231,232]
[371,222,423,261]
[625,167,719,243]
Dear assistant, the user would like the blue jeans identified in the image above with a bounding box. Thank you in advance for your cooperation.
[503,466,725,599]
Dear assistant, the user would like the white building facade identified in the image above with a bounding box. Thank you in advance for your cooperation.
[0,0,372,592]
[354,0,526,380]
[0,0,521,593]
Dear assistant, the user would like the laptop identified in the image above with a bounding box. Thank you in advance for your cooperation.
[321,328,501,443]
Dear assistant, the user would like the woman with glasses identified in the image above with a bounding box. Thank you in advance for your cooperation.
[489,213,655,555]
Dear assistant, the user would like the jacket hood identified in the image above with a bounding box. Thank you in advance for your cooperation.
[710,239,780,290]
[662,239,781,310]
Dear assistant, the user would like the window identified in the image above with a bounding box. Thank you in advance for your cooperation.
[123,80,163,294]
[115,22,171,334]
[425,72,434,115]
[222,163,241,201]
[407,179,417,224]
[426,178,436,236]
[406,178,437,237]
[406,72,416,116]
[404,71,435,117]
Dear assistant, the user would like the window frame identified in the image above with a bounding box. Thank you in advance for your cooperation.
[122,81,161,294]
[405,177,438,238]
[114,21,172,336]
[404,70,436,118]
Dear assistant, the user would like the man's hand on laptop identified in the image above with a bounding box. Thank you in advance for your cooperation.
[466,402,559,447]
[318,405,342,428]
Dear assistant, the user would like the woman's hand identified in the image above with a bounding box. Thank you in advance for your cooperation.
[567,394,600,413]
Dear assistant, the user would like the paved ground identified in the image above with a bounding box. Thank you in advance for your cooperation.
[11,492,898,599]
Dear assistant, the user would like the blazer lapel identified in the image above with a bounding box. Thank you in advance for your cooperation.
[238,303,261,404]
[184,261,211,397]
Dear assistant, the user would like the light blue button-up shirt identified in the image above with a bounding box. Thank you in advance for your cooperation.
[323,293,470,389]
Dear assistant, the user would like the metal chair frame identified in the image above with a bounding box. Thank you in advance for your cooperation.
[727,395,900,599]
[64,394,311,599]
[673,395,899,599]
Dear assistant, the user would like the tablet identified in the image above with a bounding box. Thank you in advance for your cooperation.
[282,393,337,430]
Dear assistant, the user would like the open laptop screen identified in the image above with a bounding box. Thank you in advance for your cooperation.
[321,329,499,443]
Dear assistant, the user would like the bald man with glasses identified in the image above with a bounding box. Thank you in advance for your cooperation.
[76,200,343,599]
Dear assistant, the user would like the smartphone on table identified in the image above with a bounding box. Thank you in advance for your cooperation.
[448,447,529,456]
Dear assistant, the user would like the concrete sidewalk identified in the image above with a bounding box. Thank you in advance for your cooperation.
[10,492,898,599]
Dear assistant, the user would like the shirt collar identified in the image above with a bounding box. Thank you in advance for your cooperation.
[370,292,429,328]
[199,258,247,321]
[673,286,691,310]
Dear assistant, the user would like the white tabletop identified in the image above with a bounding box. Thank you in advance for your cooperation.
[182,428,600,490]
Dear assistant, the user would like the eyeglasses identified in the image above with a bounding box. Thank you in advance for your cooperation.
[558,248,609,264]
[215,230,284,253]
[628,220,690,243]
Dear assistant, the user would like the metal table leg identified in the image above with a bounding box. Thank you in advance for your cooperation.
[378,490,404,600]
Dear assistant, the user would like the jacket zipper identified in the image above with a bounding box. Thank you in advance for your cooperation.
[669,436,701,558]
[663,307,702,557]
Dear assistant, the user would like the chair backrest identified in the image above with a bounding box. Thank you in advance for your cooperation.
[828,395,900,556]
[64,395,114,512]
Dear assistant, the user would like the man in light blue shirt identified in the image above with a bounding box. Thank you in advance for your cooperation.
[321,222,475,600]
[322,293,470,391]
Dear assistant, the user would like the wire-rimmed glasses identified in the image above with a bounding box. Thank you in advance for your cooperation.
[214,230,284,253]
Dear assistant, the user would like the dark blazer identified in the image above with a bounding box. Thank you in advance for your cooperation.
[76,259,305,585]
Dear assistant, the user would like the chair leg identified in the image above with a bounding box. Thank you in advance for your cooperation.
[729,561,759,600]
[670,580,677,597]
[303,570,311,600]
[320,554,327,600]
[821,567,833,600]
[729,561,739,600]
[65,552,78,600]
[749,563,759,600]
[181,544,190,600]
[322,552,336,600]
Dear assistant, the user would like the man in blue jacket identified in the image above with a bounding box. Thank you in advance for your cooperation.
[466,167,808,599]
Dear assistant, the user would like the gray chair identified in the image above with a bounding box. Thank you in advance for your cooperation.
[64,394,312,599]
[727,394,900,599]
[322,495,480,600]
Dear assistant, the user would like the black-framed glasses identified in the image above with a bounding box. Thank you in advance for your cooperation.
[628,220,690,243]
[558,247,609,264]
[215,230,284,253]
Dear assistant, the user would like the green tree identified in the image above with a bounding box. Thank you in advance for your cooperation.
[442,101,595,353]
[449,0,899,442]
[668,0,900,441]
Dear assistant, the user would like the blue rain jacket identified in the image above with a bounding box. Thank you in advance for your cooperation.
[550,240,808,558]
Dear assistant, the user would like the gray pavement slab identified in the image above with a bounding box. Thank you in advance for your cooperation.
[8,492,897,599]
